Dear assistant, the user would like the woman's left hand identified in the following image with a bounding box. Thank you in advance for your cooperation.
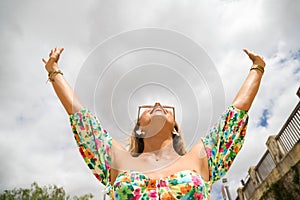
[42,47,64,73]
[243,49,266,67]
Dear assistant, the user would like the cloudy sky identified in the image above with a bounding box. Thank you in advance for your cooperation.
[1,0,299,199]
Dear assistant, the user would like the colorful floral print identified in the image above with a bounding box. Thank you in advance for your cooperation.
[202,105,248,183]
[69,105,248,199]
[69,108,112,186]
[112,170,208,199]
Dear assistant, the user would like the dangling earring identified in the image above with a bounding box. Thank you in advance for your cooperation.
[172,128,179,136]
[136,129,145,135]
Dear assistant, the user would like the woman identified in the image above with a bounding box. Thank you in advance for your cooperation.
[43,47,265,199]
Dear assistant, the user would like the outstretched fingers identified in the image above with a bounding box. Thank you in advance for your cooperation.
[49,47,64,62]
[43,47,64,72]
[243,48,266,67]
[243,48,257,58]
[243,48,249,55]
[54,47,64,54]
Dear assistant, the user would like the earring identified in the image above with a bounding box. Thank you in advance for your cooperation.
[136,129,145,135]
[172,128,179,136]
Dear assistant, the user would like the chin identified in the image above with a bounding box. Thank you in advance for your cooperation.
[151,114,167,120]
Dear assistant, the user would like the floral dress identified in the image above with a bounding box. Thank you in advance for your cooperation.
[69,105,248,199]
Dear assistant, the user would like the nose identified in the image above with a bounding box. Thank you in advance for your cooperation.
[154,102,162,107]
[151,102,166,114]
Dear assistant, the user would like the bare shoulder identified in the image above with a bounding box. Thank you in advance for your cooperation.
[186,139,208,169]
[189,139,207,159]
[112,139,127,151]
[186,139,209,181]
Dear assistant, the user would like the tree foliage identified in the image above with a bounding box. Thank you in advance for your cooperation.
[0,182,93,200]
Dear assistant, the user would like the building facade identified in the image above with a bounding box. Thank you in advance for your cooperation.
[236,87,300,200]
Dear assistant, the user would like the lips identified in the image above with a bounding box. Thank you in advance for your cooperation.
[151,106,165,114]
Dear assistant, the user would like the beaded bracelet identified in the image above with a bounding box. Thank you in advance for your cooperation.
[250,64,264,74]
[48,69,63,83]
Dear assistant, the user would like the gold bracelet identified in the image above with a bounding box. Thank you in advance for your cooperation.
[47,69,63,83]
[250,64,264,74]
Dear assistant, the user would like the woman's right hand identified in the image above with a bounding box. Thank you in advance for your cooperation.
[42,47,64,72]
[243,49,266,67]
[42,47,83,114]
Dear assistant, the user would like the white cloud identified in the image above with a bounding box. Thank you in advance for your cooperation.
[0,0,299,199]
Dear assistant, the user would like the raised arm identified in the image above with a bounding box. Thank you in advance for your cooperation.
[232,49,266,111]
[42,47,82,114]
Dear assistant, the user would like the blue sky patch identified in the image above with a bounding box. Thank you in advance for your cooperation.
[291,49,300,60]
[259,109,270,127]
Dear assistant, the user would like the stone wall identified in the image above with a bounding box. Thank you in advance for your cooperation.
[236,141,300,200]
[248,142,300,200]
[260,160,300,200]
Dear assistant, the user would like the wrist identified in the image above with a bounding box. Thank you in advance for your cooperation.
[250,64,264,75]
[47,69,64,83]
[46,67,59,73]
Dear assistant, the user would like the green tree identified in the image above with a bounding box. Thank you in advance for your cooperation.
[0,182,93,200]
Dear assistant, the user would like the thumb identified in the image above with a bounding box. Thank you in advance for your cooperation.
[42,58,47,64]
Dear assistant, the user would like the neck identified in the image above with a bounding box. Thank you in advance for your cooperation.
[143,132,174,154]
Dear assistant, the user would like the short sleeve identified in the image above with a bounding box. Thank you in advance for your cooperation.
[69,108,112,186]
[201,105,249,183]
